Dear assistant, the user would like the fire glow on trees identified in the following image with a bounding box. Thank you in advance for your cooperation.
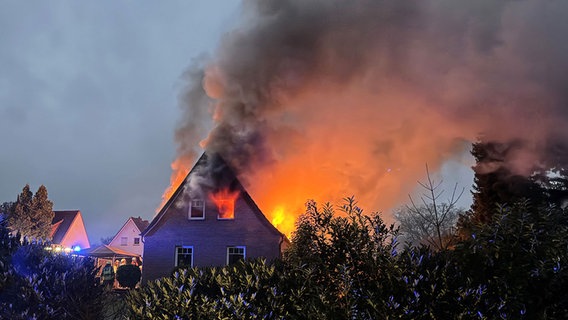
[161,0,568,237]
[209,188,240,219]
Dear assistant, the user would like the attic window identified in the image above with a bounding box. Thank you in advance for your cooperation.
[189,199,205,220]
[209,188,239,220]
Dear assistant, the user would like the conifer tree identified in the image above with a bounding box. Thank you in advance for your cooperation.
[6,184,54,241]
[31,185,54,240]
[467,140,546,225]
[8,184,34,237]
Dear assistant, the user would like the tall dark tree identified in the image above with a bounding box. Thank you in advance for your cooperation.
[6,184,54,241]
[7,184,34,237]
[467,140,545,225]
[31,185,54,240]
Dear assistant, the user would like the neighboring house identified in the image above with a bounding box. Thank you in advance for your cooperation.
[108,216,149,257]
[51,210,90,252]
[141,153,289,282]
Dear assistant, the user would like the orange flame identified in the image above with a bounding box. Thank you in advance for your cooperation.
[270,206,296,238]
[209,188,240,219]
[157,158,190,212]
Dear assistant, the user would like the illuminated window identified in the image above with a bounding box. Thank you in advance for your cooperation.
[120,237,127,246]
[189,199,205,219]
[175,246,193,268]
[216,199,235,219]
[210,189,239,220]
[227,246,246,265]
[133,237,140,246]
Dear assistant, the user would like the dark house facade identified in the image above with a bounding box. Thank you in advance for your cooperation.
[141,153,288,282]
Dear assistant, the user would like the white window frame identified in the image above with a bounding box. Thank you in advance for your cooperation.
[226,246,246,265]
[188,199,205,220]
[133,237,140,246]
[175,246,194,268]
[120,236,128,246]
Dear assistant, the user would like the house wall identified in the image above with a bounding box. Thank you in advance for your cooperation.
[142,196,283,283]
[60,213,90,249]
[109,219,144,256]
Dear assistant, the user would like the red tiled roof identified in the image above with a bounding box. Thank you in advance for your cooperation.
[131,216,149,233]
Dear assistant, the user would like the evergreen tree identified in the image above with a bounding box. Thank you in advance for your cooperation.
[31,185,54,240]
[8,184,34,237]
[6,184,54,241]
[467,140,544,225]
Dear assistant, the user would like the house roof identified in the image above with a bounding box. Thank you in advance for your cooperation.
[111,216,150,244]
[80,244,140,258]
[141,152,286,239]
[131,216,149,233]
[51,210,81,245]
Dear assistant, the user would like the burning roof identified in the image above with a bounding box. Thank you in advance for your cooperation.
[166,0,568,236]
[144,152,285,238]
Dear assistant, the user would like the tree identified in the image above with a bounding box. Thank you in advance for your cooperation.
[5,184,54,241]
[7,184,34,237]
[99,236,113,245]
[394,164,464,250]
[30,185,54,240]
[284,197,401,318]
[467,140,545,225]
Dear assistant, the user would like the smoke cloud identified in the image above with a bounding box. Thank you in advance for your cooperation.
[174,0,568,233]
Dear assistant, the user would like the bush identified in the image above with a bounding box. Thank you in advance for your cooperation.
[125,198,568,319]
[127,259,297,319]
[116,264,141,289]
[0,221,108,319]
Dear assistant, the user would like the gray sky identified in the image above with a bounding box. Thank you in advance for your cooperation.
[0,1,240,243]
[9,1,562,245]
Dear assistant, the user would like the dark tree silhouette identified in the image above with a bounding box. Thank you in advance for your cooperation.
[5,184,54,241]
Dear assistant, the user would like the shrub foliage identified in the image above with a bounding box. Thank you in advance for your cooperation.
[126,197,568,319]
[0,221,107,320]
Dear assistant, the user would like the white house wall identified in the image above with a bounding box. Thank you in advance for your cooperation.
[109,219,144,256]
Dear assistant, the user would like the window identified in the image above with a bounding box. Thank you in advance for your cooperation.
[227,246,246,265]
[175,246,193,268]
[189,199,205,219]
[210,189,238,220]
[120,237,127,246]
[216,199,235,220]
[133,237,140,246]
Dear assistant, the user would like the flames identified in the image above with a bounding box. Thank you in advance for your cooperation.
[209,188,240,219]
[158,158,190,212]
[162,0,568,239]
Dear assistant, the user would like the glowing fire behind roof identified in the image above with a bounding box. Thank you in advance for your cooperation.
[161,0,568,237]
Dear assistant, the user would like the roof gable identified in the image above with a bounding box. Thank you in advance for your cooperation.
[132,216,149,232]
[51,210,79,244]
[142,152,284,238]
[111,216,149,243]
[51,210,91,249]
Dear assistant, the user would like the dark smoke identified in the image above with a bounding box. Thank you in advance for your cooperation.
[174,0,568,227]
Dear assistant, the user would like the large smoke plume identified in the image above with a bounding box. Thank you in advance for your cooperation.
[173,0,568,233]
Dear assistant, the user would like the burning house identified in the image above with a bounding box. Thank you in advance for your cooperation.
[141,152,288,282]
